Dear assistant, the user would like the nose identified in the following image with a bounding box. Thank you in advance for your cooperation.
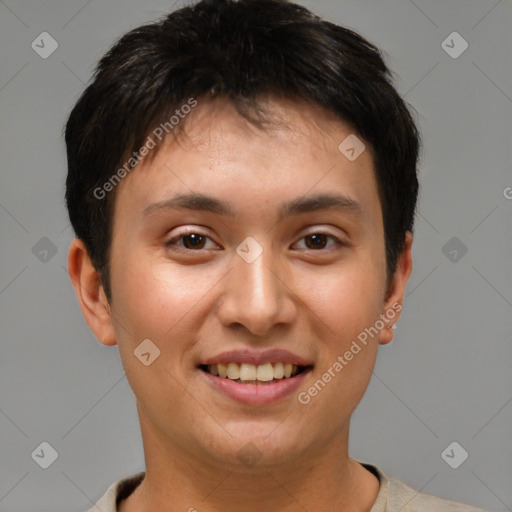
[216,245,297,336]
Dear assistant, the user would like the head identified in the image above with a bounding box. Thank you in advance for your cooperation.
[66,0,419,470]
[65,0,419,303]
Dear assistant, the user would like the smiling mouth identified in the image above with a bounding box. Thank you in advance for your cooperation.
[198,362,311,385]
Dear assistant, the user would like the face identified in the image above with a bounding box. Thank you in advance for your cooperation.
[99,97,408,471]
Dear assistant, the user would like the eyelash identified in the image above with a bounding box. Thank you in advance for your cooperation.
[165,230,346,252]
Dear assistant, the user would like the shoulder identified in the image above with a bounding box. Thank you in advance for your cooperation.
[386,476,486,512]
[357,462,485,512]
[85,472,145,512]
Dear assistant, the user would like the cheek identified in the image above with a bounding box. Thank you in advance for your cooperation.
[109,258,208,424]
[112,253,203,334]
[108,255,180,367]
[110,252,224,379]
[321,293,382,373]
[310,259,385,334]
[300,260,384,407]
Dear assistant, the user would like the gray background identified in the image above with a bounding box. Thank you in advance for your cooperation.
[0,0,511,511]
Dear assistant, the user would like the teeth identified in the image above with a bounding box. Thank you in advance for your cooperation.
[226,363,240,380]
[273,362,284,379]
[206,363,301,382]
[256,363,274,381]
[240,363,257,381]
[218,363,227,378]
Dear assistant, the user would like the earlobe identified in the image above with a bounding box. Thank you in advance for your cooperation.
[379,232,413,345]
[67,239,117,346]
[379,323,396,345]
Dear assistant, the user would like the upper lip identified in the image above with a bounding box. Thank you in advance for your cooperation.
[200,349,313,367]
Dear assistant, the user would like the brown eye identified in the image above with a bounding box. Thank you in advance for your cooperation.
[181,233,206,249]
[294,232,343,251]
[304,233,329,249]
[165,231,218,251]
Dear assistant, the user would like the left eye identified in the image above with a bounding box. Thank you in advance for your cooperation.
[165,232,218,250]
[293,233,342,250]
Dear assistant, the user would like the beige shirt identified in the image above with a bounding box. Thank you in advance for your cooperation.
[86,462,485,511]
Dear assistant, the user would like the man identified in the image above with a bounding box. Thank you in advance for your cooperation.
[65,0,484,510]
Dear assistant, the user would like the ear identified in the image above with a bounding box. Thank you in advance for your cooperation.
[67,238,117,346]
[379,231,413,345]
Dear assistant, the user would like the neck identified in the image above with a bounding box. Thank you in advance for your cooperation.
[120,410,380,512]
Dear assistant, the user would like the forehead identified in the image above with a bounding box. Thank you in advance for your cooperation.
[112,97,381,227]
[165,96,366,161]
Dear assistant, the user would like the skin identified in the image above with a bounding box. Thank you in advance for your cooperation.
[68,96,413,512]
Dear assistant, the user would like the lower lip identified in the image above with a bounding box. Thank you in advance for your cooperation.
[199,368,312,406]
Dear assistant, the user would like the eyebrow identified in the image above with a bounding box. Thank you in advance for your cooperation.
[142,192,363,220]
